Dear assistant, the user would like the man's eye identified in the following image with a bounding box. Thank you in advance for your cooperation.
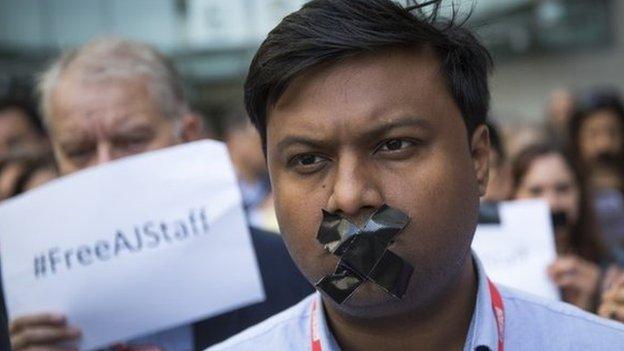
[66,147,93,160]
[376,139,414,153]
[117,137,149,152]
[288,154,328,173]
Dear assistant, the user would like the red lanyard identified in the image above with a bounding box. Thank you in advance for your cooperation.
[310,278,505,351]
[487,278,505,351]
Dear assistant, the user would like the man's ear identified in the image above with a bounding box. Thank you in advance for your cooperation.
[470,124,490,196]
[180,113,205,142]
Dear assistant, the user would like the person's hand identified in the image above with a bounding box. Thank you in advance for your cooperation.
[598,266,624,322]
[548,255,601,311]
[9,313,81,351]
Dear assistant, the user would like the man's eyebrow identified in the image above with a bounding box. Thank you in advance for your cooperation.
[361,116,431,138]
[276,136,327,151]
[276,117,430,150]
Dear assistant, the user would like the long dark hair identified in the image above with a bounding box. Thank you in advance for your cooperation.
[511,143,605,263]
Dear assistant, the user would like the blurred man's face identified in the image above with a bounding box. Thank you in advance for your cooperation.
[0,107,42,157]
[48,75,181,175]
[515,153,580,230]
[548,89,574,128]
[265,50,490,316]
[225,122,267,181]
[579,110,624,166]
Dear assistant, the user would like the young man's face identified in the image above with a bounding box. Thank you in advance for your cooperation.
[265,49,489,315]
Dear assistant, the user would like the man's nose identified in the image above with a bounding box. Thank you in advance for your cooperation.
[325,154,383,224]
[94,143,113,166]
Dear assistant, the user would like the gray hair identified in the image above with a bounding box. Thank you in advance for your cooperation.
[37,37,187,128]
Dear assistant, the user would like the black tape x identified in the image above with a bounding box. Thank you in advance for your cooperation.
[315,204,413,304]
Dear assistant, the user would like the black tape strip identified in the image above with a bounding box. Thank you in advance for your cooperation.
[340,234,388,277]
[478,201,501,225]
[550,211,567,228]
[317,210,360,254]
[315,204,413,304]
[367,250,413,298]
[362,204,410,245]
[316,264,363,304]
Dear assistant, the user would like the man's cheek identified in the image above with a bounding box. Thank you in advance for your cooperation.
[275,196,338,281]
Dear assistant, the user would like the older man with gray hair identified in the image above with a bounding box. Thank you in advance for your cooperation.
[7,38,311,351]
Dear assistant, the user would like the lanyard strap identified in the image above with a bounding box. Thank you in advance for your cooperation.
[487,278,505,351]
[310,279,505,351]
[310,299,322,351]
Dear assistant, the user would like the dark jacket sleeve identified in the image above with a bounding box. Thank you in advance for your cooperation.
[0,262,12,351]
[192,227,313,350]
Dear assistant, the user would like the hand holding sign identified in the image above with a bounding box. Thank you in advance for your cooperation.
[9,313,80,351]
[548,255,601,311]
[0,141,265,350]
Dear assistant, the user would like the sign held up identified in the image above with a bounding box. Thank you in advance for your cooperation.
[472,199,560,300]
[0,140,265,350]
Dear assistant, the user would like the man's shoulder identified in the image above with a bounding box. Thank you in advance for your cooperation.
[500,285,624,348]
[206,293,316,350]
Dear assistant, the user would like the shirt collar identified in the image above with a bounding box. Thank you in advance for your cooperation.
[464,253,499,351]
[313,293,341,351]
[313,253,499,351]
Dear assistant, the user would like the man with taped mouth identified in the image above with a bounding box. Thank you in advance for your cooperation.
[209,0,624,350]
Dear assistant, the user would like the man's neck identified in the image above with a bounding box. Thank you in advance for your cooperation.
[323,256,478,351]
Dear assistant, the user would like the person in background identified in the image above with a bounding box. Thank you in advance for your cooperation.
[7,37,311,351]
[512,143,606,311]
[0,98,57,200]
[0,151,57,200]
[569,87,624,266]
[599,266,624,322]
[546,88,575,146]
[223,110,278,232]
[482,121,511,201]
[0,98,48,158]
[570,87,624,192]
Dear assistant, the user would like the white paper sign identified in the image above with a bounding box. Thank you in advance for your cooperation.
[472,199,560,300]
[0,140,265,350]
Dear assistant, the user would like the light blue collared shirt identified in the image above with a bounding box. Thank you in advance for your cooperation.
[209,254,624,351]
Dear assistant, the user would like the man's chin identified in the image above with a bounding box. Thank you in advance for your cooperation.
[321,281,409,317]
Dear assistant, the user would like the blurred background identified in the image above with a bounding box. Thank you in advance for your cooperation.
[0,0,619,134]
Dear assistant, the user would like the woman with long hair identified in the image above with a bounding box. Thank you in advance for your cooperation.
[511,143,606,311]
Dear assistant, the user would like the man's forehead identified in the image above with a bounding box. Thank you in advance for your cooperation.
[50,75,158,130]
[267,50,446,142]
[273,48,440,111]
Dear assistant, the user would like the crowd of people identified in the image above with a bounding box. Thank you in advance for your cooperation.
[0,0,624,350]
[484,86,624,321]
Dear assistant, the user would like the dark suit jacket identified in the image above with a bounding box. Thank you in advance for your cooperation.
[192,227,313,349]
[0,262,11,351]
[0,228,312,351]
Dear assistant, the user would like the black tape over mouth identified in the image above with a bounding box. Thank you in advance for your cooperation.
[550,211,568,228]
[315,204,413,304]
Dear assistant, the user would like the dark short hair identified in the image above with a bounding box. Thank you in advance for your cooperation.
[244,0,493,149]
